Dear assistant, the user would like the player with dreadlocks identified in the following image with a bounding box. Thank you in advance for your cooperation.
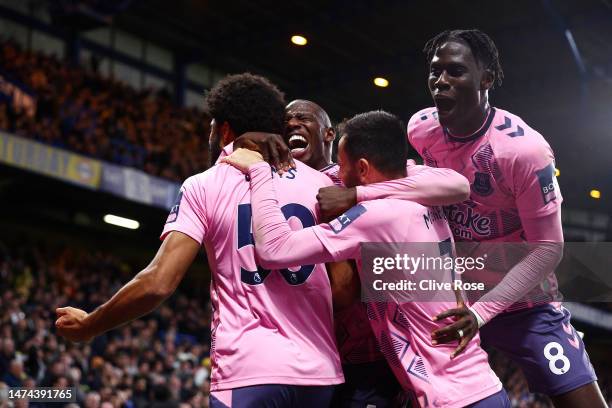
[414,30,604,408]
[318,29,606,407]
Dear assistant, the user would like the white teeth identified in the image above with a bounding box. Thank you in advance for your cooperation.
[289,135,307,144]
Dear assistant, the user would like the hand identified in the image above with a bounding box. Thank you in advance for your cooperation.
[431,302,478,359]
[221,148,265,173]
[235,132,295,174]
[317,186,357,222]
[55,307,94,343]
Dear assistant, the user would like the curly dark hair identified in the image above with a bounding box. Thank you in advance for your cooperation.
[423,29,504,89]
[203,73,286,135]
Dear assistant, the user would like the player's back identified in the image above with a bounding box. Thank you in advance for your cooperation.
[355,198,502,407]
[166,161,343,391]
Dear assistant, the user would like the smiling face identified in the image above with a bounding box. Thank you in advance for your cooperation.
[284,100,334,170]
[428,40,491,134]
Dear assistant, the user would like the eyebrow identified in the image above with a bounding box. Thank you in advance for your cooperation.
[429,61,469,71]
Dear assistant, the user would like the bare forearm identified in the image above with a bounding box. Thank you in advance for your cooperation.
[84,268,168,337]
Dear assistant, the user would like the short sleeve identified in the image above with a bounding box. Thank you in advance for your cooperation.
[509,143,562,219]
[406,108,436,156]
[407,112,420,153]
[160,176,208,244]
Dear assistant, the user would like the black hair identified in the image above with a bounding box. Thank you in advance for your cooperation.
[340,110,407,175]
[424,29,504,88]
[204,73,286,135]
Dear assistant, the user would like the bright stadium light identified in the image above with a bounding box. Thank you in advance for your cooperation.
[555,168,560,177]
[291,35,307,46]
[590,190,601,199]
[104,214,140,230]
[374,77,389,87]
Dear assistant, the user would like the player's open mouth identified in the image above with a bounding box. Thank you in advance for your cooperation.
[288,134,309,157]
[434,96,456,115]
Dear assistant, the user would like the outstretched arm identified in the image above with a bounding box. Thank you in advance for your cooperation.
[318,163,470,221]
[248,162,335,268]
[356,164,470,205]
[56,232,200,342]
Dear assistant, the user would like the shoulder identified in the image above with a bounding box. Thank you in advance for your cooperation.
[407,107,441,147]
[182,163,245,195]
[361,198,427,221]
[490,108,552,152]
[291,160,333,186]
[489,107,554,163]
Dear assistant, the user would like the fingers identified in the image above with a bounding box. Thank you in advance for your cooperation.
[266,138,281,174]
[451,335,472,359]
[270,135,294,170]
[56,307,69,316]
[234,133,294,172]
[55,315,72,328]
[276,140,296,170]
[431,319,468,343]
[432,307,464,321]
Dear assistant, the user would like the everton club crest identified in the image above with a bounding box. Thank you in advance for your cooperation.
[472,172,493,196]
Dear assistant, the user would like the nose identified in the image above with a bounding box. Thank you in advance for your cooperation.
[433,70,450,91]
[286,116,301,131]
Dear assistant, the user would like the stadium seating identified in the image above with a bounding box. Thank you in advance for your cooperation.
[0,40,208,182]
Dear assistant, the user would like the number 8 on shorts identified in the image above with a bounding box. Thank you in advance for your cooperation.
[544,341,571,375]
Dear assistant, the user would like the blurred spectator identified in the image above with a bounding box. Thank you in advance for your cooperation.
[0,240,211,406]
[0,237,609,407]
[0,39,210,182]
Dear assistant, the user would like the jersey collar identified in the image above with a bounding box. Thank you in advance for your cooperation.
[443,107,496,143]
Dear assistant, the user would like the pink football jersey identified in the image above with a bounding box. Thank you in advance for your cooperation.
[357,107,563,313]
[320,163,343,186]
[321,161,472,365]
[246,163,502,407]
[161,159,343,391]
[406,106,562,243]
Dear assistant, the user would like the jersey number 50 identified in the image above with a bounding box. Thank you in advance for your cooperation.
[237,203,315,286]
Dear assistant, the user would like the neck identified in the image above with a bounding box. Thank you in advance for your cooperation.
[313,157,331,170]
[314,147,333,170]
[447,101,490,137]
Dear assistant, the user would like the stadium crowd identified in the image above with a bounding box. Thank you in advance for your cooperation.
[1,239,611,407]
[0,39,209,182]
[0,240,212,407]
[1,39,611,408]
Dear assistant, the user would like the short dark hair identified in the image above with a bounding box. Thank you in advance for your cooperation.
[340,110,407,175]
[424,29,504,88]
[204,73,286,135]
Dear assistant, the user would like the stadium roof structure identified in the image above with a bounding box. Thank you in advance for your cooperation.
[109,0,612,119]
[5,0,612,215]
[109,0,612,214]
